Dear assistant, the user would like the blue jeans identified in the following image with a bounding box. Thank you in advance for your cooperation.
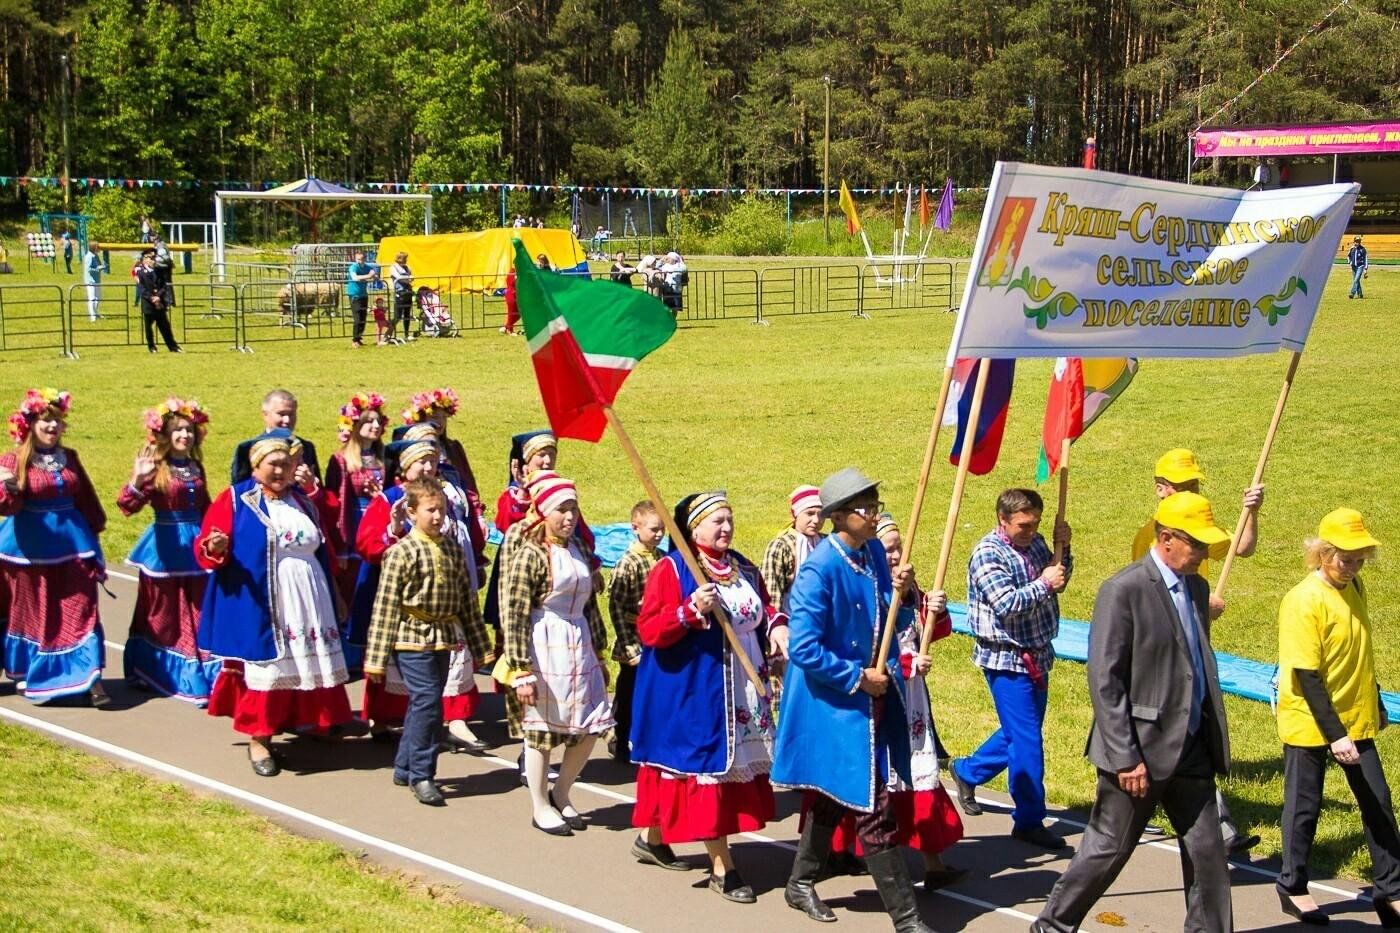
[955,668,1049,830]
[393,649,449,784]
[1351,266,1365,298]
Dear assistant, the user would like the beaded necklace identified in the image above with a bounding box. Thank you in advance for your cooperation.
[34,446,66,474]
[698,547,738,585]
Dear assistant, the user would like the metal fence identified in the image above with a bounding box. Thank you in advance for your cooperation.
[0,260,965,356]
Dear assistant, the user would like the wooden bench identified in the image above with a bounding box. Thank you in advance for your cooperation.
[1337,233,1400,262]
[94,242,201,274]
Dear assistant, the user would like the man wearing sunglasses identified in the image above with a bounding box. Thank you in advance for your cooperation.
[1035,492,1233,933]
[950,488,1071,851]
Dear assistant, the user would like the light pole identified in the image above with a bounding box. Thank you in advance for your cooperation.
[60,52,72,214]
[822,75,831,244]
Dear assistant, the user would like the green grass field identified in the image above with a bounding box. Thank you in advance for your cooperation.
[0,256,1396,908]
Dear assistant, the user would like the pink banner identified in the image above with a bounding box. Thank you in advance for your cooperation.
[1194,121,1400,158]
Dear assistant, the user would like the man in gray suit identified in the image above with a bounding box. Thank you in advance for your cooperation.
[1034,492,1234,933]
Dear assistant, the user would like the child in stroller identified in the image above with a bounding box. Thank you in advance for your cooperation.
[416,286,458,337]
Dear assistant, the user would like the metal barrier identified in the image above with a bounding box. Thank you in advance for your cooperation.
[857,261,959,317]
[672,269,760,322]
[236,280,353,349]
[757,264,864,320]
[65,282,241,355]
[0,285,68,356]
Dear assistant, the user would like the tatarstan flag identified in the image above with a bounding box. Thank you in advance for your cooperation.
[513,240,676,442]
[1036,357,1138,482]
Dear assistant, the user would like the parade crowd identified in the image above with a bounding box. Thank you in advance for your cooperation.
[2,383,1397,932]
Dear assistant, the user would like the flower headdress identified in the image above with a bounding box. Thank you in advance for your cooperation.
[338,391,386,432]
[401,387,459,425]
[142,397,210,445]
[8,388,72,443]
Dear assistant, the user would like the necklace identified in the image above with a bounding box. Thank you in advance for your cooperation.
[168,459,199,482]
[699,549,737,585]
[35,447,66,473]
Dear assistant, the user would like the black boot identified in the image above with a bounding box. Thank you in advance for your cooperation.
[865,848,934,933]
[784,820,838,922]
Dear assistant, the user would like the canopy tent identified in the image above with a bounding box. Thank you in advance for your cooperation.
[376,227,587,292]
[212,177,432,268]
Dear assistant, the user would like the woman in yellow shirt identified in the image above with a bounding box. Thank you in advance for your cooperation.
[1275,509,1398,926]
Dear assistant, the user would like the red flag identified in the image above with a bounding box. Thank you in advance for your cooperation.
[918,185,931,228]
[1040,358,1085,478]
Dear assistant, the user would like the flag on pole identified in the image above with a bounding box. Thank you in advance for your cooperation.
[919,185,931,229]
[513,241,675,442]
[838,181,862,235]
[934,179,954,232]
[942,357,1017,475]
[902,183,914,237]
[1035,357,1138,482]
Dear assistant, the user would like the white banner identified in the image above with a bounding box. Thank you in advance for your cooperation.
[950,163,1357,361]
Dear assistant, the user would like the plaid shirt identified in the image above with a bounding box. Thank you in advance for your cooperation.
[761,527,822,615]
[607,541,658,662]
[966,528,1072,674]
[501,535,607,678]
[364,529,490,675]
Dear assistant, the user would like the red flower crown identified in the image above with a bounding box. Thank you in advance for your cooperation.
[338,391,386,431]
[401,387,459,425]
[8,388,72,443]
[142,397,211,445]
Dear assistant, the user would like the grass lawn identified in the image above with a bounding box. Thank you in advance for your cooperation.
[0,255,1396,892]
[0,722,526,931]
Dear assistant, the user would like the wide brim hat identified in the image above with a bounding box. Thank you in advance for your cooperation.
[818,467,880,519]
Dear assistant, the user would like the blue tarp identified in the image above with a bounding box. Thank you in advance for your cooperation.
[947,605,1400,720]
[486,521,639,569]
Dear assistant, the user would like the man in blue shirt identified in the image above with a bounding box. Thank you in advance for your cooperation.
[83,242,103,321]
[950,487,1071,850]
[346,251,376,347]
[1349,236,1369,299]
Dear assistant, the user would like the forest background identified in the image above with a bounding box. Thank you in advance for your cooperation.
[2,0,1399,236]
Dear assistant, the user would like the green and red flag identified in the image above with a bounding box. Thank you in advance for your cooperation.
[513,240,676,441]
[1036,357,1138,482]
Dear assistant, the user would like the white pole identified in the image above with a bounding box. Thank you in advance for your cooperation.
[213,195,226,279]
[424,198,434,234]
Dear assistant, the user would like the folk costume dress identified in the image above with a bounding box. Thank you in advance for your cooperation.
[607,540,659,760]
[630,547,778,843]
[118,460,221,703]
[500,531,614,750]
[0,446,107,702]
[819,598,964,857]
[486,481,596,632]
[198,478,353,735]
[323,449,384,611]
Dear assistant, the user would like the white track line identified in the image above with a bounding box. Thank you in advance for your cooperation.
[977,794,1368,903]
[0,706,640,933]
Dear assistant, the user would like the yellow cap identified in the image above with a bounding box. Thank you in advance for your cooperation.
[1154,448,1204,485]
[1154,492,1230,546]
[1318,508,1380,551]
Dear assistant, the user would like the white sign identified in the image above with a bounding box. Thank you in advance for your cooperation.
[950,163,1357,360]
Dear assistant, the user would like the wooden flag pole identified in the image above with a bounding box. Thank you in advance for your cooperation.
[872,365,956,667]
[920,360,992,656]
[1212,349,1302,600]
[1053,437,1071,565]
[601,405,768,697]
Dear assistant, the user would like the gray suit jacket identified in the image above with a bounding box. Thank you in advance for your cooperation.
[1085,553,1230,780]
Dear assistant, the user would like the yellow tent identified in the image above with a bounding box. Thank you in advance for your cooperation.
[376,228,588,293]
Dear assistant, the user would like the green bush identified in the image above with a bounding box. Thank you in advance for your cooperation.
[87,188,153,243]
[710,196,788,256]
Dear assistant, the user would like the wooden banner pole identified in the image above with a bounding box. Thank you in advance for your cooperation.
[872,365,955,666]
[1212,349,1303,600]
[920,360,992,656]
[601,406,768,697]
[1053,437,1071,565]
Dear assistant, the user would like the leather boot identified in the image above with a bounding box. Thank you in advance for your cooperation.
[785,820,838,922]
[864,848,934,933]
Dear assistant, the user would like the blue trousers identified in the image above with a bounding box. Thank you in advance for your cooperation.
[956,668,1049,830]
[1351,266,1365,298]
[393,649,449,784]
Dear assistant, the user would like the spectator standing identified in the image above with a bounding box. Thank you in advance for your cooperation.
[389,251,414,342]
[61,231,74,274]
[346,251,375,348]
[1348,236,1369,300]
[140,215,153,243]
[135,249,181,354]
[83,243,103,321]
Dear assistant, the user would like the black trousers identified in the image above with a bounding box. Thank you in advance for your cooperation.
[807,696,900,854]
[1039,734,1231,933]
[349,295,369,342]
[141,301,180,351]
[612,663,636,758]
[1279,739,1400,900]
[392,291,413,335]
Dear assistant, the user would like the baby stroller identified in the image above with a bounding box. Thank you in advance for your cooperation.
[416,286,458,337]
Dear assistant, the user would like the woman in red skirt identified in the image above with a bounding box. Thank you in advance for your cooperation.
[323,392,387,611]
[197,430,352,776]
[119,397,220,704]
[629,492,778,904]
[0,388,108,705]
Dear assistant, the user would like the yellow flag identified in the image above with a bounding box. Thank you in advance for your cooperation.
[838,181,862,235]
